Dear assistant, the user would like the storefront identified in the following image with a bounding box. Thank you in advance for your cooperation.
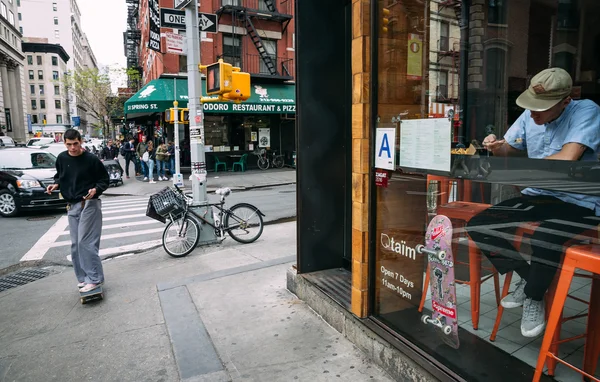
[123,75,296,170]
[296,0,600,381]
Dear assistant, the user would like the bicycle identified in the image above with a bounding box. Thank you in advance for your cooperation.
[147,185,265,258]
[254,148,285,170]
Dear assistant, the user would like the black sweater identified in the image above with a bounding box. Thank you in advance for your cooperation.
[53,151,110,203]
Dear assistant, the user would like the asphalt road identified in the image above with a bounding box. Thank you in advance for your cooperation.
[0,184,296,272]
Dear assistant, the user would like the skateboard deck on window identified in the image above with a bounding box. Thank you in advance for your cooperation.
[417,215,459,349]
[80,286,104,305]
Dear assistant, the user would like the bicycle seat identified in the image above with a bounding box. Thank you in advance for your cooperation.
[215,187,231,196]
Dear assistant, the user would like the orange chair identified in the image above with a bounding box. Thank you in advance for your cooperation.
[418,175,499,330]
[533,244,600,382]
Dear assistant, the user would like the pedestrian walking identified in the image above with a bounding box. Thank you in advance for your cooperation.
[146,141,157,183]
[167,141,175,176]
[137,136,149,180]
[156,142,169,180]
[122,138,136,178]
[46,129,109,293]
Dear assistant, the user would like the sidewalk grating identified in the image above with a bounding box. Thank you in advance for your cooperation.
[0,269,50,292]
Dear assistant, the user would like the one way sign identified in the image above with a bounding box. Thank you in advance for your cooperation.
[160,8,218,33]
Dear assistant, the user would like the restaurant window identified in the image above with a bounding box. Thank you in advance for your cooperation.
[203,116,229,150]
[223,35,242,69]
[372,0,600,380]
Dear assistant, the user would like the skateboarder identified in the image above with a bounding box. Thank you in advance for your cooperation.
[466,68,600,337]
[46,129,109,293]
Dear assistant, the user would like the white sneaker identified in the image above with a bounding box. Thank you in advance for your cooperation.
[77,282,85,289]
[521,298,546,337]
[501,278,527,308]
[162,176,168,181]
[143,177,148,181]
[149,180,156,184]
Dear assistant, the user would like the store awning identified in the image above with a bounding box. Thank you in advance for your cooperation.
[124,77,295,117]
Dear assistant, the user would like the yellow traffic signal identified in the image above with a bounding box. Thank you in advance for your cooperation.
[222,71,251,102]
[204,59,233,96]
[180,109,189,124]
[382,7,390,33]
[164,109,176,123]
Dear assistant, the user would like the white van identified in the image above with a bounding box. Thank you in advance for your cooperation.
[0,136,15,147]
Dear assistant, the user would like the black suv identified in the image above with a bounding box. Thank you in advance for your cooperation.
[0,147,67,217]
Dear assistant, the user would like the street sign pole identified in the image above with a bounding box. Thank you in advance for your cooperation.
[184,0,217,244]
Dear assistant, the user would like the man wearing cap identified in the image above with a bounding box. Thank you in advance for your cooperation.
[466,68,600,337]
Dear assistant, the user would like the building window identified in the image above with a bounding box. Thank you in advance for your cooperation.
[52,2,57,11]
[39,84,44,95]
[259,39,277,75]
[223,35,242,68]
[53,16,58,25]
[488,0,507,24]
[440,21,449,51]
[17,12,21,21]
[55,100,61,109]
[8,10,13,25]
[485,48,506,90]
[40,99,45,109]
[0,3,6,19]
[38,70,43,80]
[28,70,34,80]
[54,85,60,95]
[52,71,59,80]
[54,29,59,39]
[36,56,42,65]
[31,100,36,110]
[29,84,35,94]
[222,0,241,5]
[27,55,32,65]
[56,115,62,124]
[19,26,22,34]
[51,56,58,66]
[258,0,269,11]
[438,71,448,101]
[31,114,38,124]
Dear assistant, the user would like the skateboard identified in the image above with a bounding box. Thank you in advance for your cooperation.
[416,215,460,349]
[80,286,104,304]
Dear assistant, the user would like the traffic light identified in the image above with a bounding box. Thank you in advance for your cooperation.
[164,108,189,124]
[180,109,189,124]
[221,71,251,102]
[381,7,390,33]
[204,60,233,95]
[164,109,176,123]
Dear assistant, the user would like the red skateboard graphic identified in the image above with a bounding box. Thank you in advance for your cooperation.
[417,215,460,348]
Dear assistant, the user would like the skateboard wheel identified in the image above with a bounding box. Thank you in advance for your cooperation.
[443,326,452,335]
[438,251,446,260]
[421,315,430,325]
[416,244,424,254]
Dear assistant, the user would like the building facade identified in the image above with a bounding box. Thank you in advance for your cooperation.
[22,38,69,126]
[294,0,600,381]
[0,0,26,142]
[19,0,98,133]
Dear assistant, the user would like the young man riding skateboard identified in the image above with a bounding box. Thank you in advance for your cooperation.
[46,129,110,292]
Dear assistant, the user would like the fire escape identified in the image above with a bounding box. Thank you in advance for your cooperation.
[217,0,293,81]
[123,0,142,91]
[435,0,462,105]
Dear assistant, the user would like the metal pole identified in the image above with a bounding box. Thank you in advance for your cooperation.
[172,99,183,186]
[184,0,217,244]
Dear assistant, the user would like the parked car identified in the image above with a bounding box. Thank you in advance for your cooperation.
[33,143,66,158]
[27,137,55,147]
[0,136,16,147]
[0,147,66,217]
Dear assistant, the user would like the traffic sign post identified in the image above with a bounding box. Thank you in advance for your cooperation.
[183,0,217,245]
[174,0,191,10]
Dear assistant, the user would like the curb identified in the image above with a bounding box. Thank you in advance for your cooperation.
[103,181,297,197]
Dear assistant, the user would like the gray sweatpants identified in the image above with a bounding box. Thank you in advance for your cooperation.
[67,199,104,284]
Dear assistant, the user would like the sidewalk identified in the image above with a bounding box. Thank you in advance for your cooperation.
[104,158,296,196]
[0,222,394,382]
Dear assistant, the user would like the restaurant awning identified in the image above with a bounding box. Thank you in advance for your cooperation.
[124,77,295,117]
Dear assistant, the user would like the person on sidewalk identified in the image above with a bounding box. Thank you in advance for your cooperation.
[46,129,109,293]
[123,138,136,179]
[167,141,175,177]
[156,142,169,181]
[101,139,118,161]
[466,68,600,338]
[136,136,149,180]
[146,141,157,183]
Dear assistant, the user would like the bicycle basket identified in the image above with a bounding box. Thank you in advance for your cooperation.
[148,187,186,219]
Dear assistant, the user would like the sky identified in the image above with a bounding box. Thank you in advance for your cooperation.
[78,0,128,91]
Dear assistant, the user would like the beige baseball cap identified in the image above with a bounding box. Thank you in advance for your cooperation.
[516,68,573,111]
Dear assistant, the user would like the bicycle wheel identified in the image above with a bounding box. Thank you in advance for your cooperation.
[224,203,264,244]
[273,156,285,169]
[162,216,201,257]
[257,157,269,170]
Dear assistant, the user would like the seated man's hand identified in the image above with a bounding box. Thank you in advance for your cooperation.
[483,134,505,152]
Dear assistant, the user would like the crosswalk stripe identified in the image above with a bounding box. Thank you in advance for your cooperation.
[103,202,149,210]
[57,220,162,236]
[20,216,70,261]
[102,206,147,214]
[99,239,163,257]
[48,227,166,248]
[103,213,147,221]
[102,197,149,205]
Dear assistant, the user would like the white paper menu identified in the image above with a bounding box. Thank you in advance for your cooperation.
[399,118,451,172]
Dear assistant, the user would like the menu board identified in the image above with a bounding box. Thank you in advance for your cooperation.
[399,118,451,172]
